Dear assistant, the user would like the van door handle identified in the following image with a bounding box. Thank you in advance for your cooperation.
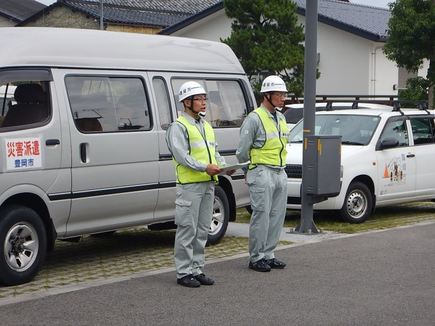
[406,154,415,158]
[80,143,87,163]
[46,139,60,146]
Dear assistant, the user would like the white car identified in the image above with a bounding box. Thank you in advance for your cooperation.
[286,106,435,223]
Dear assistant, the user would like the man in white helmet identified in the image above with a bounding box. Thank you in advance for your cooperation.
[166,81,226,287]
[236,75,289,272]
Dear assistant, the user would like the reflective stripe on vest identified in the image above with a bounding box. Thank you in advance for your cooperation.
[174,116,218,184]
[250,107,289,169]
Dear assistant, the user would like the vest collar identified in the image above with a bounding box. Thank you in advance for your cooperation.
[181,111,203,125]
[259,105,277,118]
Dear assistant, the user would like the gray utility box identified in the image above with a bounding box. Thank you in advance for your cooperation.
[303,135,341,197]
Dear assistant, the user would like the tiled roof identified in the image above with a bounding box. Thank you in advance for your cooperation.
[19,0,222,28]
[296,0,390,41]
[61,0,192,27]
[161,0,390,41]
[0,0,46,23]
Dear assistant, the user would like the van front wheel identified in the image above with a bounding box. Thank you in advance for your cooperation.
[207,186,229,245]
[0,205,47,286]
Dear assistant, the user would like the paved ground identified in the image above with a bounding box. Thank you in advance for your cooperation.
[1,225,285,301]
[0,221,340,302]
[1,221,434,325]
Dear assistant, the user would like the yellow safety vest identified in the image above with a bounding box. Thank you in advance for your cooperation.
[249,107,289,169]
[174,116,218,184]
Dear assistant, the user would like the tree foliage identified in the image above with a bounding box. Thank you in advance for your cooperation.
[399,76,430,106]
[384,0,435,106]
[222,0,305,98]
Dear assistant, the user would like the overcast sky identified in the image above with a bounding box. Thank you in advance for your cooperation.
[35,0,393,8]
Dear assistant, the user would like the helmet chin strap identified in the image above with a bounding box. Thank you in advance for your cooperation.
[265,93,278,111]
[185,96,200,118]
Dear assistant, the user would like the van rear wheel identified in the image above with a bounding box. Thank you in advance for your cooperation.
[207,186,229,245]
[0,205,47,286]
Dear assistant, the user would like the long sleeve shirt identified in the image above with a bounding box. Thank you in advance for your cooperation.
[236,105,289,171]
[166,112,225,171]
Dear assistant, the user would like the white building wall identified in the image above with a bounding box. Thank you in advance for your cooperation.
[170,9,401,96]
[171,11,231,42]
[0,16,16,27]
[369,43,399,95]
[315,21,373,95]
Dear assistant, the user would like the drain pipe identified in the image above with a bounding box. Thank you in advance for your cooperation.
[371,46,384,96]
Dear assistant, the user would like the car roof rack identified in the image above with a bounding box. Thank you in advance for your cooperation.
[392,100,429,113]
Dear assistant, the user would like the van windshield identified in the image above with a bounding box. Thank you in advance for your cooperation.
[290,114,381,145]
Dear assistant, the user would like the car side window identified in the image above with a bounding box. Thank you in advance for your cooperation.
[0,69,52,131]
[379,118,409,147]
[65,76,151,133]
[410,117,434,145]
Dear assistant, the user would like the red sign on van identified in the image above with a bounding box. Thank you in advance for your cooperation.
[5,138,42,170]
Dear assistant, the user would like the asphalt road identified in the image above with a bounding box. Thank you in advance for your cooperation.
[1,222,434,326]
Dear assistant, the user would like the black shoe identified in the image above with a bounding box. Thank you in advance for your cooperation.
[266,258,286,269]
[248,259,271,272]
[177,275,201,288]
[194,274,215,285]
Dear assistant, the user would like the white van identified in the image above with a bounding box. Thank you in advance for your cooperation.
[0,27,254,285]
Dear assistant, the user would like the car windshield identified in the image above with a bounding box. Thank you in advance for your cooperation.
[289,114,381,145]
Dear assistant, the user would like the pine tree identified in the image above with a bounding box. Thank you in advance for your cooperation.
[222,0,306,99]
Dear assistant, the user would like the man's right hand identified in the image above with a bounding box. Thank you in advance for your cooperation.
[206,164,221,176]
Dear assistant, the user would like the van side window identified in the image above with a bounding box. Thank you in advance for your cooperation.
[65,76,151,133]
[171,79,247,128]
[152,77,172,130]
[0,72,51,131]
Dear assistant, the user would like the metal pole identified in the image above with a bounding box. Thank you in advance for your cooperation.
[100,0,104,30]
[295,0,320,234]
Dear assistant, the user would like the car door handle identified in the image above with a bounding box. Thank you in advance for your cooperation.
[80,143,87,163]
[46,139,60,146]
[406,154,415,158]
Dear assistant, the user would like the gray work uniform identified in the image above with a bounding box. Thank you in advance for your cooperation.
[166,112,225,279]
[236,106,288,263]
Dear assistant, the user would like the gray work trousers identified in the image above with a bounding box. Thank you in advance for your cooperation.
[174,181,214,279]
[247,165,287,263]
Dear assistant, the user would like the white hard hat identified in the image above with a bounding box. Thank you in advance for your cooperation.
[178,81,206,102]
[260,75,288,93]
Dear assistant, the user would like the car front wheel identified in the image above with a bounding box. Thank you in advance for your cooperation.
[0,205,47,286]
[340,182,373,223]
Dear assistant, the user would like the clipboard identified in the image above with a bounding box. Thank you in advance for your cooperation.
[219,161,250,174]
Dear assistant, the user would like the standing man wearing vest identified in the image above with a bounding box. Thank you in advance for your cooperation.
[236,75,290,272]
[166,81,224,287]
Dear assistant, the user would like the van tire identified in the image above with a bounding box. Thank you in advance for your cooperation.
[0,205,47,286]
[207,186,229,245]
[340,182,373,224]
